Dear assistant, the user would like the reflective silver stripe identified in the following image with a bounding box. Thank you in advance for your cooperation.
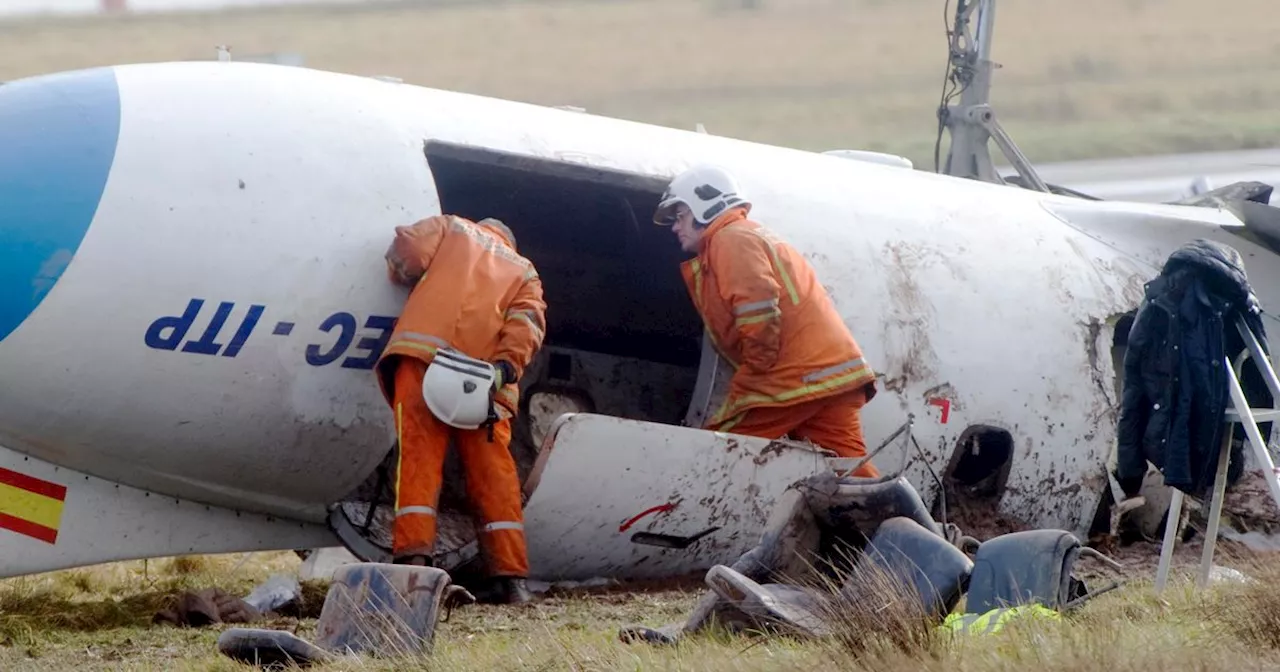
[401,332,450,348]
[956,613,982,631]
[481,521,525,532]
[981,608,1010,634]
[395,505,437,518]
[801,357,868,383]
[511,312,544,339]
[733,298,779,316]
[953,608,1011,634]
[506,308,543,326]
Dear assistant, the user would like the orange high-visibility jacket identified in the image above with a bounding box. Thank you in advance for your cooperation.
[681,208,876,427]
[376,215,547,418]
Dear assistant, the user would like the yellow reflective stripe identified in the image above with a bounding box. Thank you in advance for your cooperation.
[742,228,799,306]
[767,243,800,306]
[394,403,404,511]
[712,364,874,424]
[401,332,450,348]
[704,328,737,370]
[715,413,744,433]
[390,341,440,357]
[734,310,780,328]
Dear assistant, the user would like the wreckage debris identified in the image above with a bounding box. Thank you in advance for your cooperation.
[153,574,310,628]
[619,471,1124,647]
[243,574,303,613]
[153,587,262,628]
[218,563,475,667]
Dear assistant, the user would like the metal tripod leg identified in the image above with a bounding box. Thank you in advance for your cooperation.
[1154,488,1183,594]
[1237,318,1280,400]
[1196,424,1235,588]
[1226,355,1280,515]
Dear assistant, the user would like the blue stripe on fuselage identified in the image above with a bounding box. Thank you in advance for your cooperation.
[0,67,121,343]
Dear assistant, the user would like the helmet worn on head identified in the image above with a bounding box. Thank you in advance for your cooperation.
[654,164,751,226]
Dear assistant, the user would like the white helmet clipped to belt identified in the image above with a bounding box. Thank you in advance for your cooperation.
[653,164,752,226]
[422,348,497,430]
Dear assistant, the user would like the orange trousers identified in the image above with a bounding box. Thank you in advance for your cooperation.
[712,387,881,478]
[391,358,529,577]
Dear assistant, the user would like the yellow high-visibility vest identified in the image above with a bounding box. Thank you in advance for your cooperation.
[939,603,1060,635]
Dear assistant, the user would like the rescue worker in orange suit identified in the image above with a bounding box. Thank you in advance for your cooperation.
[654,165,881,478]
[375,214,547,605]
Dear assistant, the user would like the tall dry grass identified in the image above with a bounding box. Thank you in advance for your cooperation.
[2,546,1280,670]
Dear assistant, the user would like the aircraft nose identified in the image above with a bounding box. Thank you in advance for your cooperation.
[0,67,121,343]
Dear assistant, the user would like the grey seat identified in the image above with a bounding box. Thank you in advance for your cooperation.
[965,529,1083,613]
[840,516,973,620]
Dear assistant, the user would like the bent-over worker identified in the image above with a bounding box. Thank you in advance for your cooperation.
[375,214,547,605]
[654,165,881,478]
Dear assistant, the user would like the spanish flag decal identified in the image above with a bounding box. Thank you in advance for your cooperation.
[0,467,66,544]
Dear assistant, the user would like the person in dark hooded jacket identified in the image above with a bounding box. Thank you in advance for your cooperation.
[1114,238,1270,500]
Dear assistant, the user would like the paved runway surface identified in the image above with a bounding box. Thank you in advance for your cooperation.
[1007,148,1280,204]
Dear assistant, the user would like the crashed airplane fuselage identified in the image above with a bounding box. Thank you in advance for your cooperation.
[0,60,1278,581]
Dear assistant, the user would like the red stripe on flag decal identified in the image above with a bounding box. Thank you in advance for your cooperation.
[0,512,58,544]
[0,467,67,501]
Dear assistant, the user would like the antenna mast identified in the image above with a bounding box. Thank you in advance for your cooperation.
[938,0,1048,192]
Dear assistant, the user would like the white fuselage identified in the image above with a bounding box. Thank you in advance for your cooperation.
[0,60,1276,549]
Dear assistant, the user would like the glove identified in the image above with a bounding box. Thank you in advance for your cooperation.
[492,360,517,389]
[483,361,516,443]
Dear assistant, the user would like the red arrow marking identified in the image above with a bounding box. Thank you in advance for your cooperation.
[927,398,951,424]
[619,503,676,533]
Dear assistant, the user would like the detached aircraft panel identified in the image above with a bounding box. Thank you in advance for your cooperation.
[521,414,834,581]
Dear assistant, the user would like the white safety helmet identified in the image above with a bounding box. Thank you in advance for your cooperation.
[654,164,751,227]
[421,349,497,430]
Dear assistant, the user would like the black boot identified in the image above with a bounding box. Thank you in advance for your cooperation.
[501,577,534,605]
[476,577,534,604]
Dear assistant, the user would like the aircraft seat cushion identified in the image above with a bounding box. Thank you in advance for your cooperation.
[218,628,332,667]
[838,516,974,621]
[965,529,1082,614]
[813,475,943,538]
[704,565,832,638]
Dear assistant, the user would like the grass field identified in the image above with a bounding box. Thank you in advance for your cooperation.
[1,0,1278,167]
[0,540,1279,671]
